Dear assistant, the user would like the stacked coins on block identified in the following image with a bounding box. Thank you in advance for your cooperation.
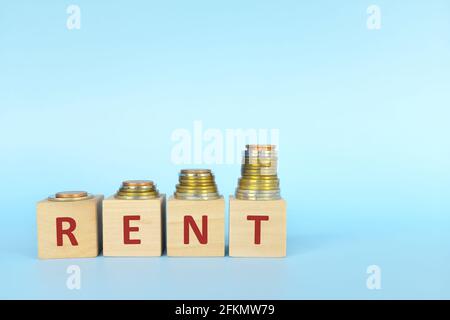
[229,145,287,257]
[36,191,103,259]
[167,169,225,256]
[102,180,165,257]
[115,180,159,200]
[175,169,220,200]
[236,144,281,201]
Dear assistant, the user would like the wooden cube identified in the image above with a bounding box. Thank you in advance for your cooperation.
[229,196,286,257]
[167,196,225,257]
[36,195,103,259]
[102,195,165,256]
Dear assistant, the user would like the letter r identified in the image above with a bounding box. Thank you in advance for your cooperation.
[56,217,78,246]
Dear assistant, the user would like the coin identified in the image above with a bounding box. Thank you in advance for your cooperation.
[55,191,88,198]
[180,169,212,177]
[49,191,93,201]
[246,144,275,151]
[119,186,155,192]
[115,194,159,200]
[115,180,159,200]
[174,169,220,200]
[236,189,281,200]
[116,191,158,196]
[123,180,154,187]
[235,145,281,200]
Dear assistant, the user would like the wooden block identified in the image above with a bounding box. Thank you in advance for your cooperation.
[36,195,103,259]
[102,195,165,256]
[167,196,225,257]
[229,196,286,257]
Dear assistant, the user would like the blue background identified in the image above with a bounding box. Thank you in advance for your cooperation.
[0,0,449,299]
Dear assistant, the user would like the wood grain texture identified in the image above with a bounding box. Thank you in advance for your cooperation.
[229,196,286,257]
[102,195,165,256]
[36,195,103,259]
[167,196,225,257]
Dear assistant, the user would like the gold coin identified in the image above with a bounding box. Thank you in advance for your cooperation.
[117,191,157,195]
[176,184,217,188]
[178,179,215,184]
[240,176,277,181]
[175,168,220,199]
[242,171,277,176]
[239,185,279,189]
[115,195,158,200]
[239,184,279,188]
[179,184,215,187]
[242,164,275,169]
[235,145,281,200]
[239,179,279,183]
[239,179,279,184]
[55,191,88,199]
[176,186,217,191]
[180,176,214,181]
[246,144,276,151]
[175,195,220,200]
[122,180,154,187]
[180,169,211,175]
[115,180,159,199]
[119,187,155,193]
[177,179,215,184]
[242,166,277,171]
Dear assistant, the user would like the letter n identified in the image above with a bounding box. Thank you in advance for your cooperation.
[184,215,208,244]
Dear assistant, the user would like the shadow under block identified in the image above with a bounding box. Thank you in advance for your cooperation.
[229,196,286,257]
[36,195,103,259]
[102,195,165,256]
[167,196,225,257]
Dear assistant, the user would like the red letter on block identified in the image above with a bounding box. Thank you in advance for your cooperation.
[184,215,208,244]
[247,215,269,245]
[123,215,141,245]
[56,217,78,246]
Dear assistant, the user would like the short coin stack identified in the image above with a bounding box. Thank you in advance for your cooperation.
[48,191,94,202]
[115,180,159,200]
[235,145,281,200]
[174,169,220,200]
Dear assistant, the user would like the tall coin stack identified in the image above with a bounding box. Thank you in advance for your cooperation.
[174,169,220,200]
[115,180,159,200]
[235,145,281,200]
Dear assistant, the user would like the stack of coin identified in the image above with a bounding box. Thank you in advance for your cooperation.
[174,169,220,200]
[49,191,94,202]
[115,180,159,200]
[235,145,281,200]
